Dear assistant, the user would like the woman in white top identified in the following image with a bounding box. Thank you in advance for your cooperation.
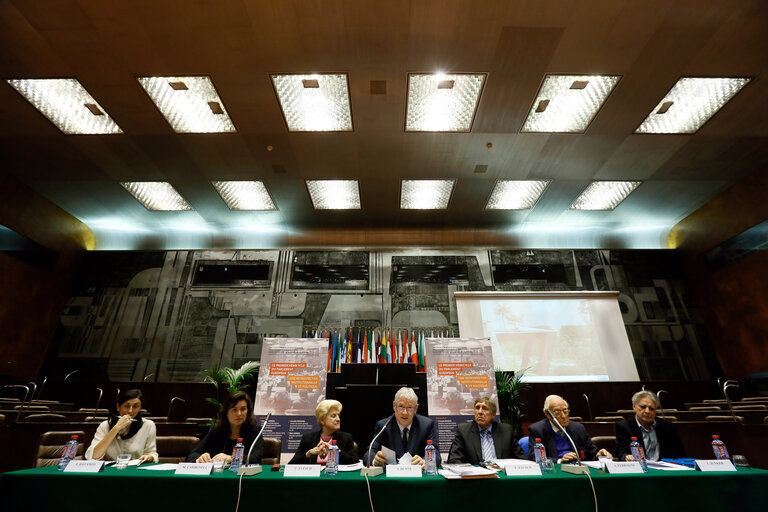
[85,389,158,463]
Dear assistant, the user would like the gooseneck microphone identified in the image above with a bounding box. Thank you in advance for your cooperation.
[361,416,392,476]
[238,412,272,476]
[548,409,589,475]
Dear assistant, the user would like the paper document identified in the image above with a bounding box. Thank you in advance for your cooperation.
[138,463,178,471]
[338,462,364,471]
[381,446,397,465]
[647,460,693,471]
[493,459,536,467]
[398,452,413,466]
[579,461,603,469]
[439,465,497,479]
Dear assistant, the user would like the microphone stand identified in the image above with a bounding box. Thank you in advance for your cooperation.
[548,410,589,475]
[361,416,392,476]
[238,412,272,476]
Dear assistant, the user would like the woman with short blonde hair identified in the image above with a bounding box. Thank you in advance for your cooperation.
[289,399,357,464]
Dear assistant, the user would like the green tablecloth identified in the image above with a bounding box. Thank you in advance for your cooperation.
[2,464,765,512]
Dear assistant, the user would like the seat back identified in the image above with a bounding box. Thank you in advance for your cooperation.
[689,406,721,411]
[594,416,624,422]
[591,435,617,455]
[262,437,282,465]
[0,413,5,424]
[518,436,530,456]
[705,415,744,423]
[24,413,67,422]
[34,431,87,467]
[155,436,200,463]
[13,404,50,411]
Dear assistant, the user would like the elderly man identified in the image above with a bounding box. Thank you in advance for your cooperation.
[527,395,611,462]
[616,390,685,461]
[448,396,526,464]
[363,387,441,468]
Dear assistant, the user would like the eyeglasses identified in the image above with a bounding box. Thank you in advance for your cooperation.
[550,408,569,417]
[396,406,415,413]
[637,404,657,411]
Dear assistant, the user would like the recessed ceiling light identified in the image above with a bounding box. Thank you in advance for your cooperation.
[400,180,455,209]
[306,180,360,209]
[486,180,550,210]
[121,182,192,211]
[405,73,486,132]
[570,181,641,210]
[5,78,123,134]
[212,181,277,211]
[271,74,352,132]
[635,77,751,134]
[522,74,621,133]
[137,76,235,133]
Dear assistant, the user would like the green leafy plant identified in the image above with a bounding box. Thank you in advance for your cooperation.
[199,361,261,412]
[495,367,531,438]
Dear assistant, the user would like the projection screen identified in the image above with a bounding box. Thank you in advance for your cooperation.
[455,291,639,382]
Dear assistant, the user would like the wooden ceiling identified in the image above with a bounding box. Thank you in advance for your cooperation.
[1,0,767,249]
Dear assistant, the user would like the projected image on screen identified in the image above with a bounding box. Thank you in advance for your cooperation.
[456,292,639,382]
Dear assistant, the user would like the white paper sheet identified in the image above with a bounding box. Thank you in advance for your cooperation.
[138,463,178,471]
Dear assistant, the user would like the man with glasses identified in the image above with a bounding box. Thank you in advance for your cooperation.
[616,390,685,461]
[447,396,526,464]
[527,395,611,462]
[363,387,441,469]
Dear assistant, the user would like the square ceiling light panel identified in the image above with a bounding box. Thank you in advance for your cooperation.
[570,181,641,210]
[212,181,277,211]
[6,78,123,134]
[400,179,455,209]
[121,182,192,211]
[137,76,235,133]
[271,74,352,132]
[306,180,360,209]
[522,74,621,133]
[485,180,550,210]
[405,73,486,132]
[635,77,751,134]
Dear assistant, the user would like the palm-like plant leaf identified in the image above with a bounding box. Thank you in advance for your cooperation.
[199,362,227,388]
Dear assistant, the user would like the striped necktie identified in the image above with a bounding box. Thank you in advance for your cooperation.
[480,428,495,462]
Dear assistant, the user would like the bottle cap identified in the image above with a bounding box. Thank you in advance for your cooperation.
[712,435,719,439]
[237,438,243,442]
[71,435,78,439]
[427,440,433,444]
[535,438,541,442]
[331,440,337,444]
[631,436,637,440]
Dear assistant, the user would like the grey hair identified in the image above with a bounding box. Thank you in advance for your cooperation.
[474,396,497,415]
[632,390,660,408]
[394,387,418,404]
[543,394,568,414]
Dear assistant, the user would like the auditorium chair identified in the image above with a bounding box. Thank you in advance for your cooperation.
[13,404,49,411]
[741,397,768,402]
[689,406,722,411]
[78,408,110,414]
[262,437,282,465]
[591,436,617,456]
[145,416,168,422]
[569,416,583,422]
[24,413,67,422]
[732,404,767,410]
[763,415,768,424]
[155,435,200,463]
[705,415,744,423]
[594,416,624,422]
[34,430,87,467]
[0,413,5,424]
[658,416,678,422]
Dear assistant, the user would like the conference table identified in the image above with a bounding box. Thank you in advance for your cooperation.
[1,463,765,512]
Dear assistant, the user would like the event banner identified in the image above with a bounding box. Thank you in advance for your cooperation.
[424,337,497,454]
[254,338,328,464]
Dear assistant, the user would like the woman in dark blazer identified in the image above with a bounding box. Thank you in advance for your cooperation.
[289,399,357,465]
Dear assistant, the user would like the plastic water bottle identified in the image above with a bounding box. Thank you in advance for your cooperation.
[326,440,339,476]
[230,438,244,473]
[58,435,79,471]
[629,437,647,472]
[424,440,437,475]
[711,435,730,460]
[533,438,547,469]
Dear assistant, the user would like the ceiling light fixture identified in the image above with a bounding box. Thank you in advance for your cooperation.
[485,180,550,210]
[635,77,751,134]
[306,180,360,209]
[120,182,192,211]
[137,75,235,133]
[405,73,486,132]
[400,179,455,209]
[522,74,620,133]
[212,181,277,211]
[271,73,353,132]
[570,181,641,210]
[6,78,123,134]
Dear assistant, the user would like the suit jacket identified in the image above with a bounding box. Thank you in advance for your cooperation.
[527,419,599,461]
[288,430,358,465]
[616,417,685,461]
[447,420,526,464]
[186,424,263,464]
[363,413,442,466]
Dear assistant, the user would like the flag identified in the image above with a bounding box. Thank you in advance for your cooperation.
[330,332,338,373]
[379,330,387,363]
[356,330,362,363]
[410,331,419,365]
[346,329,353,363]
[418,331,425,372]
[326,335,333,371]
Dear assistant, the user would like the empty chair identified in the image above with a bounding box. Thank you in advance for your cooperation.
[732,404,767,410]
[658,416,678,422]
[24,413,67,422]
[594,416,625,422]
[83,416,108,422]
[13,404,49,411]
[34,431,87,467]
[591,436,617,456]
[569,416,584,422]
[0,413,5,424]
[78,408,109,414]
[657,408,678,412]
[155,436,200,463]
[144,416,168,423]
[763,415,768,424]
[616,409,634,414]
[703,399,728,404]
[518,437,530,456]
[186,417,214,425]
[689,406,722,411]
[705,415,744,423]
[741,397,768,402]
[262,437,282,465]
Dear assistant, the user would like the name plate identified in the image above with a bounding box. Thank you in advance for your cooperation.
[284,465,322,477]
[695,460,737,472]
[64,460,104,473]
[605,461,644,474]
[175,463,212,475]
[386,464,422,478]
[504,462,542,476]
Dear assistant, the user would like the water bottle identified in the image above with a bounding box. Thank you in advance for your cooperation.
[711,435,730,460]
[629,437,647,472]
[230,438,244,473]
[326,440,339,476]
[533,438,547,470]
[424,440,437,475]
[58,435,79,471]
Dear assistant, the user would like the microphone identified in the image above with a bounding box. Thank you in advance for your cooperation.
[548,409,589,475]
[361,416,392,476]
[238,412,272,476]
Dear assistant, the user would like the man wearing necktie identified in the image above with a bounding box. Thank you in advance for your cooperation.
[448,396,526,464]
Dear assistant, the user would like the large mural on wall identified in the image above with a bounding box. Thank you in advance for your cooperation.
[46,249,718,382]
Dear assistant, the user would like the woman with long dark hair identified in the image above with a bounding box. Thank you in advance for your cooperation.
[187,390,263,464]
[85,389,158,462]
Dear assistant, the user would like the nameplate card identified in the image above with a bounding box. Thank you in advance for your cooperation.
[605,461,644,474]
[504,462,542,476]
[64,460,104,473]
[386,464,422,478]
[175,463,212,475]
[695,460,736,472]
[284,465,322,477]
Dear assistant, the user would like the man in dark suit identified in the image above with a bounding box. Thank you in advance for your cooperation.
[527,395,611,462]
[448,396,526,464]
[616,390,685,461]
[363,387,441,469]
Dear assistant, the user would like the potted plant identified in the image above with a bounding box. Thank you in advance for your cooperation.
[199,361,260,413]
[495,367,531,438]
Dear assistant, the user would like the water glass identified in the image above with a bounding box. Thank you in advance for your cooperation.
[541,459,555,474]
[212,459,225,473]
[598,456,612,470]
[732,455,750,468]
[116,454,130,470]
